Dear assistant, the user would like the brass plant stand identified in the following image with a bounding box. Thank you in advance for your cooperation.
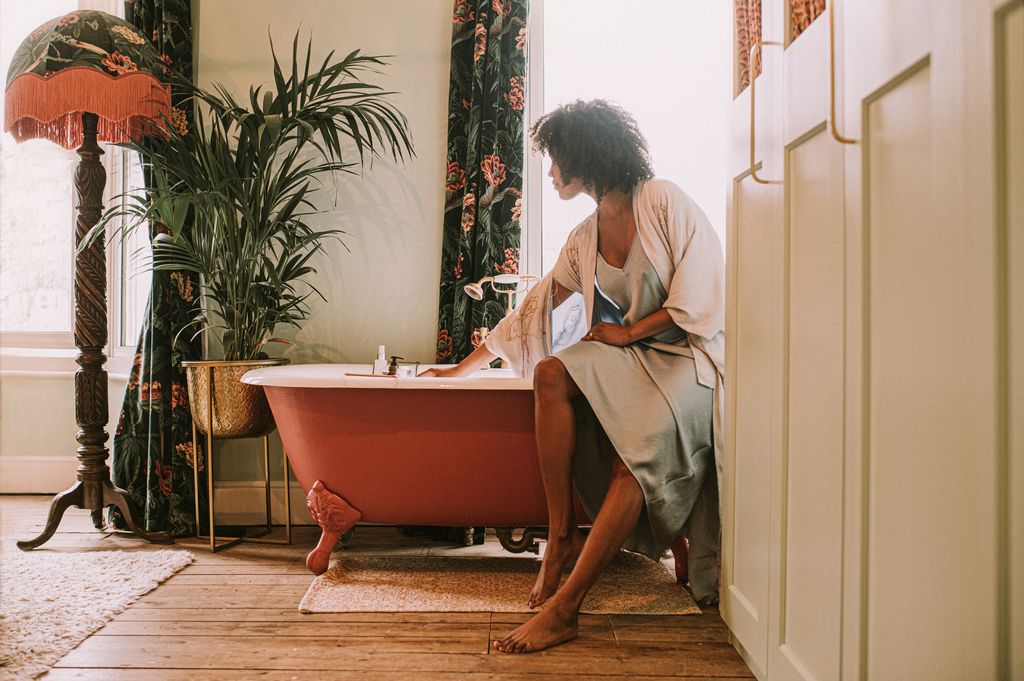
[188,362,292,552]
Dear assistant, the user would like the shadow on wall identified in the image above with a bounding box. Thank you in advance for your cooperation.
[286,156,437,365]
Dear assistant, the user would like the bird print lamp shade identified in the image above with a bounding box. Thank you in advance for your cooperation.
[3,9,171,148]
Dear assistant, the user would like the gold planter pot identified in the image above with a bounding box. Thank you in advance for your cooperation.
[183,358,292,551]
[182,359,289,439]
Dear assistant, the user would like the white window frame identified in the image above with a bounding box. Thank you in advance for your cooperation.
[0,0,147,377]
[522,0,545,278]
[106,145,151,372]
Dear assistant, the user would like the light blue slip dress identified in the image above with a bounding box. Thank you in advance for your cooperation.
[553,236,719,602]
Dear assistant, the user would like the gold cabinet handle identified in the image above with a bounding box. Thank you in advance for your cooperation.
[828,1,857,144]
[749,40,781,184]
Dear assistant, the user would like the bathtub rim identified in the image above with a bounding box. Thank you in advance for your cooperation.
[241,363,533,391]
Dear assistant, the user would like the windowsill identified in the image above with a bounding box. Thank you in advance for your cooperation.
[0,346,133,379]
[0,347,77,374]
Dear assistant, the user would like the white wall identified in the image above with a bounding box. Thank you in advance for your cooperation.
[196,0,451,367]
[0,373,124,492]
[538,0,731,271]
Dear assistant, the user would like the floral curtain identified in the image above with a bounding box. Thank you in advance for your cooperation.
[436,0,528,363]
[735,0,762,92]
[108,0,202,536]
[791,0,825,41]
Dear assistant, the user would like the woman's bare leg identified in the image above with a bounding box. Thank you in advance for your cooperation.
[529,357,587,609]
[495,455,644,653]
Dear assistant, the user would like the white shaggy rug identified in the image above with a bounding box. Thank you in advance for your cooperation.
[0,546,193,680]
[300,551,700,615]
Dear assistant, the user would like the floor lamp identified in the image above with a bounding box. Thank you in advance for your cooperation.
[4,10,176,549]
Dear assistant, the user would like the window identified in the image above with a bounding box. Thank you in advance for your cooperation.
[0,0,150,371]
[109,149,150,350]
[0,0,79,345]
[523,0,731,276]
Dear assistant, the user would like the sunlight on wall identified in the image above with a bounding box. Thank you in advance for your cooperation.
[538,0,731,272]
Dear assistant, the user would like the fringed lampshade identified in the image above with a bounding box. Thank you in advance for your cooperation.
[6,10,174,551]
[4,9,171,148]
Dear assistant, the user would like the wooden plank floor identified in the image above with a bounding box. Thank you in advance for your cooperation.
[1,495,753,680]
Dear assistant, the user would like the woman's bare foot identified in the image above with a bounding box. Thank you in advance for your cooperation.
[493,599,579,653]
[529,530,585,609]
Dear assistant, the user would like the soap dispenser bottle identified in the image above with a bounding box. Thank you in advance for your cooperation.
[372,345,388,375]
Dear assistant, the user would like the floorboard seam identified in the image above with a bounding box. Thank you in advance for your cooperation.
[486,612,494,655]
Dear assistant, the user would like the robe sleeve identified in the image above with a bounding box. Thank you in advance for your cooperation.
[483,219,589,376]
[654,181,725,342]
[549,221,587,294]
[483,271,557,376]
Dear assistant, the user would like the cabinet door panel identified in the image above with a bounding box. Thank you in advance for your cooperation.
[842,1,1003,678]
[841,0,931,104]
[773,126,845,681]
[863,60,947,681]
[725,4,784,675]
[724,172,778,675]
[861,57,998,680]
[731,81,776,180]
[782,17,826,146]
[999,4,1023,678]
[768,7,846,679]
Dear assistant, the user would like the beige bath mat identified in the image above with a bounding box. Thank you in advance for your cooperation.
[299,552,700,615]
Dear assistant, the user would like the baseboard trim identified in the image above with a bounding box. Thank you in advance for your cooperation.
[0,462,317,528]
[212,481,314,526]
[729,630,766,681]
[0,456,78,493]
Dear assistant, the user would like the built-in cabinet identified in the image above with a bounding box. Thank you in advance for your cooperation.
[723,1,1023,679]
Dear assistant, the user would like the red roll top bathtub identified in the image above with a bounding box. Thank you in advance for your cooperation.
[241,364,586,574]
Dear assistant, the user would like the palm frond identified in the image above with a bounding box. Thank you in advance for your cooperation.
[97,32,413,360]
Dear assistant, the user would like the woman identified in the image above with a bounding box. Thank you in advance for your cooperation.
[423,99,725,653]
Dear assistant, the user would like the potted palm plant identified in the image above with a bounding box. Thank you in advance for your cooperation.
[90,36,414,437]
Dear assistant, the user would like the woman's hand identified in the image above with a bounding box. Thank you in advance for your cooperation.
[418,343,499,378]
[582,322,635,347]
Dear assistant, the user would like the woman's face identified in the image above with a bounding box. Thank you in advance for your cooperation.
[549,161,585,201]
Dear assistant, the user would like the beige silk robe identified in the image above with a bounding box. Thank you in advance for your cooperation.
[486,178,726,479]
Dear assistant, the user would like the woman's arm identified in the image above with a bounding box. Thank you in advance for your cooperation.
[419,342,498,378]
[551,280,576,309]
[423,278,574,377]
[582,308,675,347]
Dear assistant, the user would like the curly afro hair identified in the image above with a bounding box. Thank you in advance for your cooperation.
[530,99,654,201]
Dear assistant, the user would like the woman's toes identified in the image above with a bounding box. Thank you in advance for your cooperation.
[495,632,517,653]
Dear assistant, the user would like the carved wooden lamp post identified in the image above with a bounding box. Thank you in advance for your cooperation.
[4,10,175,549]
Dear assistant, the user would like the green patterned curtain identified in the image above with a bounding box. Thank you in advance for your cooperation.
[437,0,528,363]
[108,0,202,536]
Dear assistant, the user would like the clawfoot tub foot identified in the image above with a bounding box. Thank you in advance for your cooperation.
[305,480,362,575]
